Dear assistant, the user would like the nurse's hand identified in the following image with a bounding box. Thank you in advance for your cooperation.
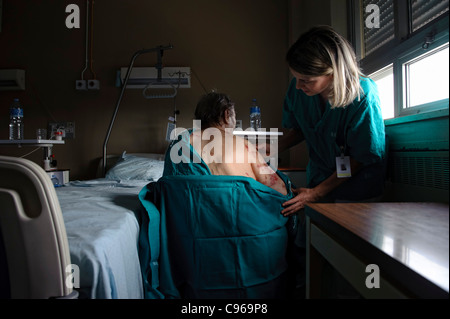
[281,187,320,216]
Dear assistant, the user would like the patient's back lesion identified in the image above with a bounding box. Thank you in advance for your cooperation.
[191,129,287,195]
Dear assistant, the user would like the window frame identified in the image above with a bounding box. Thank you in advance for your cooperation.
[398,41,449,117]
[349,0,449,120]
[369,64,394,119]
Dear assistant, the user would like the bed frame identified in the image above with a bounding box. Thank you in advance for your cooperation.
[102,45,173,177]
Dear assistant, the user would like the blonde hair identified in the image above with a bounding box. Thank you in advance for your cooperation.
[286,26,364,108]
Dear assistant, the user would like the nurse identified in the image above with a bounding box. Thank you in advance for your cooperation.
[279,25,386,216]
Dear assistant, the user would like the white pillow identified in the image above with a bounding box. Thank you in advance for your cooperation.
[105,152,164,181]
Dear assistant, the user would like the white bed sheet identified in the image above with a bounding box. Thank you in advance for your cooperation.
[56,179,149,299]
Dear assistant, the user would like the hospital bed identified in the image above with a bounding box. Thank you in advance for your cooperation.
[1,150,294,299]
[0,155,77,299]
[57,152,165,298]
[0,152,165,299]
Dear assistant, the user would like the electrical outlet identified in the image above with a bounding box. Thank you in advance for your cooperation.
[64,121,75,139]
[76,80,87,90]
[88,79,100,90]
[48,121,75,139]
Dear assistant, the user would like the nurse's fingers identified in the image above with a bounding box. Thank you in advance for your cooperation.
[281,199,304,216]
[282,189,304,206]
[281,204,303,216]
[282,196,297,207]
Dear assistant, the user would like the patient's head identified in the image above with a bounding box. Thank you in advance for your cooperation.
[194,92,236,130]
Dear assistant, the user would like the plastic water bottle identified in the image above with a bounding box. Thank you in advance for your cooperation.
[249,99,261,131]
[9,98,24,140]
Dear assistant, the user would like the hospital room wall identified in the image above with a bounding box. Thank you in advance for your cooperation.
[0,0,347,180]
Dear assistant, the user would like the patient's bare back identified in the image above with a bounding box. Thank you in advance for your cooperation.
[191,129,287,195]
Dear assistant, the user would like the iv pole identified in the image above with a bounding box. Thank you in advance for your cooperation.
[102,44,173,176]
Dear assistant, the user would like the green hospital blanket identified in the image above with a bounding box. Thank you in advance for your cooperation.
[138,174,294,298]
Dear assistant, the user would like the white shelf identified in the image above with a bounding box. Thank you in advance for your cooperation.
[0,139,65,146]
[0,139,66,171]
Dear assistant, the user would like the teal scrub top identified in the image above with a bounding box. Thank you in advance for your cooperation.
[283,77,386,200]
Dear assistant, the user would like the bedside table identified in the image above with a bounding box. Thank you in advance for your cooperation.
[0,139,65,171]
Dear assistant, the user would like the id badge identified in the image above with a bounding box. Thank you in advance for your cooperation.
[336,155,351,178]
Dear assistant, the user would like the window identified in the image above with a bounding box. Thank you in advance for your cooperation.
[352,0,449,119]
[404,44,449,108]
[370,64,394,119]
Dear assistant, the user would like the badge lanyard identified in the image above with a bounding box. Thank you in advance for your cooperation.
[336,145,351,178]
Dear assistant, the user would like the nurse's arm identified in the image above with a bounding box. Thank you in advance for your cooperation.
[281,158,362,216]
[258,128,304,155]
[312,158,363,200]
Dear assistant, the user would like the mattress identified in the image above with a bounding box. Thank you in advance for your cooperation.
[56,152,165,298]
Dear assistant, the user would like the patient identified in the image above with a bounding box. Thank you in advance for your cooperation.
[186,92,287,195]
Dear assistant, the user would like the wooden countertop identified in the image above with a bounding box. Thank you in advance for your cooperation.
[306,202,449,298]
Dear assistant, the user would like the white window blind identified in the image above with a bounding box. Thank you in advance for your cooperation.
[363,0,395,56]
[411,0,449,32]
[362,0,449,56]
